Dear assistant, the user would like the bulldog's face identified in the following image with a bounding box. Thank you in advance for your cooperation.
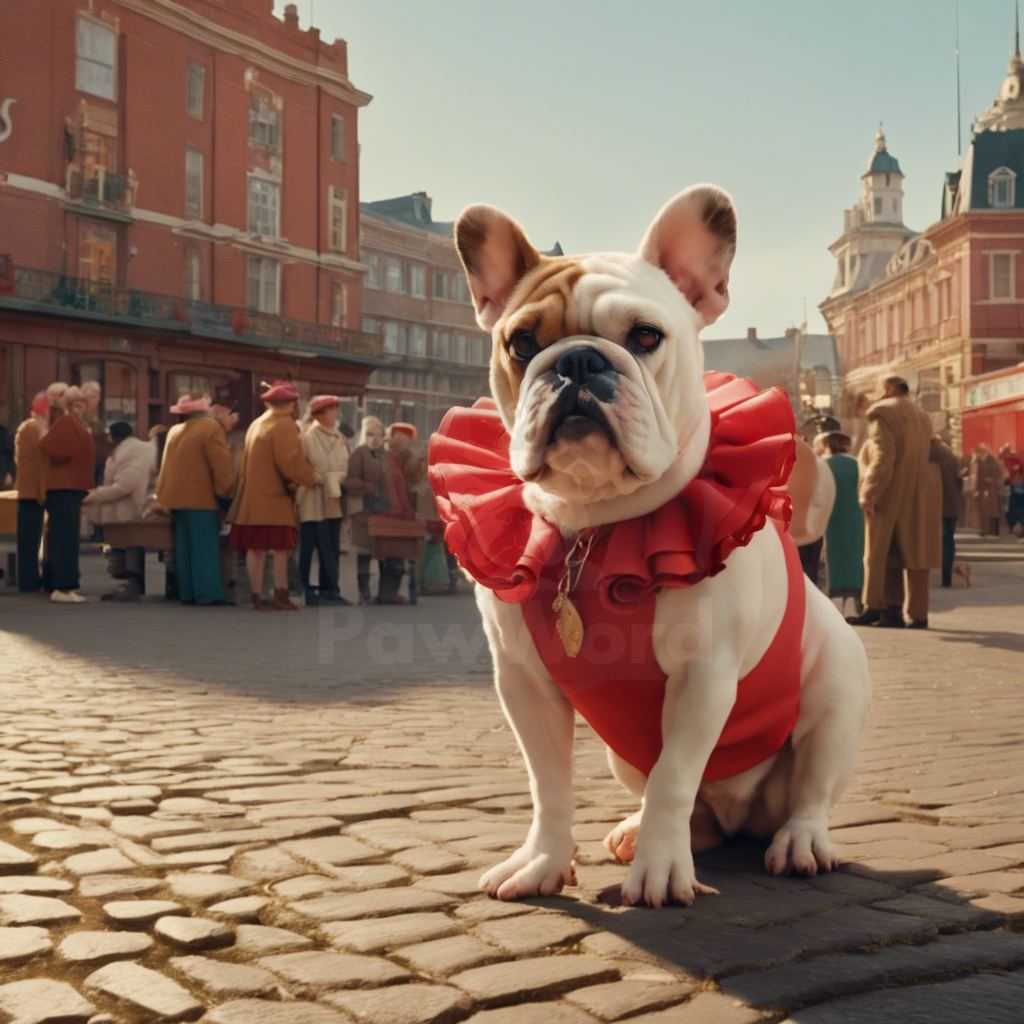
[455,186,737,507]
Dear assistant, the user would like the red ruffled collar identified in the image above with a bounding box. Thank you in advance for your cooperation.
[427,372,796,609]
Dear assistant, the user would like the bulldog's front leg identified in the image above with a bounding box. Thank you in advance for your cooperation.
[620,660,738,907]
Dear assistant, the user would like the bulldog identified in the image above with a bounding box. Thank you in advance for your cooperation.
[429,185,871,907]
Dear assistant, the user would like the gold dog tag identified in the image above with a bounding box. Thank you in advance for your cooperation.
[554,593,585,658]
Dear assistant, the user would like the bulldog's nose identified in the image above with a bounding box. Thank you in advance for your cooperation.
[555,346,611,385]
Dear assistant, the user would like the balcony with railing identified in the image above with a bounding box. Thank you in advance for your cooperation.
[0,265,384,362]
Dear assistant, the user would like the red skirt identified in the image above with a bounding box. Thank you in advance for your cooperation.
[229,524,298,551]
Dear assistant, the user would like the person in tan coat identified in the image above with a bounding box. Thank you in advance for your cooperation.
[848,377,941,629]
[14,392,49,592]
[969,444,1007,537]
[156,395,235,605]
[229,381,321,610]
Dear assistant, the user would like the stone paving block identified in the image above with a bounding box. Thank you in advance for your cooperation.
[155,915,235,950]
[164,847,237,866]
[322,911,460,953]
[170,956,281,998]
[230,846,307,882]
[280,835,381,866]
[781,967,1024,1023]
[393,934,506,976]
[0,838,38,874]
[258,950,410,992]
[62,848,136,876]
[930,870,1024,896]
[29,827,111,851]
[8,818,76,835]
[0,875,74,894]
[84,962,203,1021]
[108,816,205,840]
[910,849,1017,876]
[0,925,52,964]
[156,797,240,816]
[199,1000,346,1024]
[51,785,162,805]
[462,1003,600,1024]
[412,869,488,896]
[78,875,162,899]
[971,893,1024,920]
[57,931,154,964]
[102,899,187,926]
[322,982,472,1024]
[473,913,597,955]
[721,929,1024,1011]
[625,993,762,1023]
[563,979,695,1021]
[0,979,96,1024]
[391,846,467,875]
[290,887,456,921]
[0,893,82,925]
[207,895,269,921]
[453,899,537,922]
[872,892,1004,930]
[165,872,252,903]
[212,783,357,804]
[782,905,937,953]
[270,866,408,899]
[451,954,619,1007]
[232,923,314,955]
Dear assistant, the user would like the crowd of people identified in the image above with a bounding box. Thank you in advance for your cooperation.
[9,379,445,608]
[811,375,1022,630]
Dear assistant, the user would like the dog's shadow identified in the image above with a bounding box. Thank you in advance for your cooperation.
[518,837,1013,1017]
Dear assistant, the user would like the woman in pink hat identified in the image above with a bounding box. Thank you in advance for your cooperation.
[229,381,321,610]
[155,395,235,605]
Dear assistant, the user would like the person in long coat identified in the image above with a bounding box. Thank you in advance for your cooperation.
[296,395,350,606]
[848,377,941,629]
[386,422,424,604]
[970,444,1006,537]
[931,435,963,586]
[156,395,235,606]
[229,381,321,611]
[13,392,49,592]
[38,385,96,603]
[823,432,864,615]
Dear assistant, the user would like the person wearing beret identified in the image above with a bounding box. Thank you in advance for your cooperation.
[296,395,351,606]
[156,395,235,606]
[229,381,322,610]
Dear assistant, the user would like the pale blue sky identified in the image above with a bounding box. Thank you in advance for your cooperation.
[283,1,1022,338]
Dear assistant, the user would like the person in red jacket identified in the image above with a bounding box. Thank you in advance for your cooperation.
[38,385,96,603]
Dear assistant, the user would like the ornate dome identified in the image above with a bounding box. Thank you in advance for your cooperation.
[976,51,1024,132]
[865,126,902,175]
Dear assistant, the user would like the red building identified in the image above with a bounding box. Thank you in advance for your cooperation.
[0,0,380,434]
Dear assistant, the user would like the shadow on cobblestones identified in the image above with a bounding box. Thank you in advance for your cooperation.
[931,628,1024,654]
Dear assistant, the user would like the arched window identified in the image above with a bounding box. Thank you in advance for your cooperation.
[988,167,1017,208]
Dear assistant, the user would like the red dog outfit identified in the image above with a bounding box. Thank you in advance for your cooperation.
[428,373,804,782]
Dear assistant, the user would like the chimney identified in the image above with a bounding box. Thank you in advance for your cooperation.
[283,4,299,27]
[747,327,757,341]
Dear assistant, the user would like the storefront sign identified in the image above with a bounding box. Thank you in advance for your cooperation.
[0,98,14,144]
[965,369,1024,409]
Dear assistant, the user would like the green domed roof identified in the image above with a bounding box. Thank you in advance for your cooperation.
[868,150,902,174]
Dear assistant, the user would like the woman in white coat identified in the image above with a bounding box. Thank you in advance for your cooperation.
[82,421,157,601]
[296,395,350,605]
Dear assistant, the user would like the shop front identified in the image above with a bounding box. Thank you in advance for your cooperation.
[961,363,1024,455]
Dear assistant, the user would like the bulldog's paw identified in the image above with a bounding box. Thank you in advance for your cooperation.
[604,811,643,863]
[479,838,577,900]
[765,817,838,876]
[619,834,720,908]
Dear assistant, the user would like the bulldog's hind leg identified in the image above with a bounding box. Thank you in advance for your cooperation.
[765,583,871,876]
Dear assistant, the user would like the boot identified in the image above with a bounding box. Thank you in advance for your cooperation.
[871,605,905,629]
[273,587,300,611]
[846,608,880,626]
[305,588,320,607]
[377,563,406,605]
[252,593,271,611]
[320,590,352,606]
[357,573,373,605]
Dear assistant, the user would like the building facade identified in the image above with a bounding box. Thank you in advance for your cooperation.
[820,42,1024,452]
[0,0,379,435]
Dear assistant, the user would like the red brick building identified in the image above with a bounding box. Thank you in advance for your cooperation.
[0,0,380,434]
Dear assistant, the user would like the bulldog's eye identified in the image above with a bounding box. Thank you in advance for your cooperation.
[508,331,539,362]
[626,324,664,354]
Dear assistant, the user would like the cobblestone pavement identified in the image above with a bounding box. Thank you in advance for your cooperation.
[0,535,1022,1024]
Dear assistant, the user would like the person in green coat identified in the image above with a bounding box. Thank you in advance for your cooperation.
[824,432,865,616]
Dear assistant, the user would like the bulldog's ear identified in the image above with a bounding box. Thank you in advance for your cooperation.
[455,205,541,331]
[638,185,737,327]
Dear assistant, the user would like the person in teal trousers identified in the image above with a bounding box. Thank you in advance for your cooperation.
[824,432,865,616]
[155,395,236,605]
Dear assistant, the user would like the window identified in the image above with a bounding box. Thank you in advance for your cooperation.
[361,316,377,334]
[383,322,408,354]
[433,271,447,299]
[364,254,380,289]
[329,188,346,253]
[385,258,403,292]
[331,115,345,161]
[454,334,468,362]
[991,254,1014,300]
[988,167,1017,208]
[249,90,281,151]
[185,149,203,218]
[246,255,278,313]
[248,178,279,237]
[185,248,201,301]
[331,281,347,327]
[433,331,451,360]
[410,325,427,356]
[79,224,116,284]
[410,264,426,298]
[188,62,205,119]
[76,15,116,100]
[873,197,882,216]
[452,275,470,303]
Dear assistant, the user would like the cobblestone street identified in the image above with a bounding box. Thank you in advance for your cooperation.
[0,535,1022,1024]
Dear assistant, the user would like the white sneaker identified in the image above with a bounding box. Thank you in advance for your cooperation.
[51,590,86,603]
